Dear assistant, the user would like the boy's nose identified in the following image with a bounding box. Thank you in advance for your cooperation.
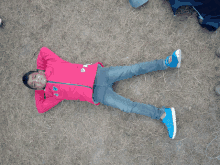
[35,78,39,82]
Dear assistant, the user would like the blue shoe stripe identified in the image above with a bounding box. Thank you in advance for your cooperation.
[192,6,204,20]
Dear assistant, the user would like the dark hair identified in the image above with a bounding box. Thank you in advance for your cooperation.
[22,70,38,89]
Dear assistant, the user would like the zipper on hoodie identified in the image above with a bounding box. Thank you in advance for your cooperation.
[47,81,93,89]
[46,63,96,90]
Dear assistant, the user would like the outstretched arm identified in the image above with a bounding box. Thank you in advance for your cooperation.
[35,47,65,113]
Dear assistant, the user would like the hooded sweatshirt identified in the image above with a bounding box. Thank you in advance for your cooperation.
[35,47,104,113]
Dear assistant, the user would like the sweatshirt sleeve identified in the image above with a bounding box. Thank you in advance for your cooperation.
[35,90,63,113]
[36,47,68,70]
[35,47,65,113]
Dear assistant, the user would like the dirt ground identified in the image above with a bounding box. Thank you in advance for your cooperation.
[1,0,220,164]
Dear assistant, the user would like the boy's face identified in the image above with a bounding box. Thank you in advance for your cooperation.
[28,70,47,90]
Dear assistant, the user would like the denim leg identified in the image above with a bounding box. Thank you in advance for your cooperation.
[93,61,167,119]
[106,59,168,85]
[101,86,165,120]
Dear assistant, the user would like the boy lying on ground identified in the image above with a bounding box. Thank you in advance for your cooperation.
[22,47,181,139]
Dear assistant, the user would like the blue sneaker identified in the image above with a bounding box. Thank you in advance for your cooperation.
[165,49,181,68]
[162,107,177,139]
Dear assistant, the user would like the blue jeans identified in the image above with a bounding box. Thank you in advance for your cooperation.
[93,59,168,120]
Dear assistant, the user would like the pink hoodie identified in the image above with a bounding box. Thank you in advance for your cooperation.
[35,47,104,113]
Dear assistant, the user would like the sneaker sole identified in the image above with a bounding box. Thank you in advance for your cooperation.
[175,49,181,68]
[171,107,177,139]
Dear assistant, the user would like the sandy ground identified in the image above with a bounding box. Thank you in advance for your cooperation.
[1,0,220,164]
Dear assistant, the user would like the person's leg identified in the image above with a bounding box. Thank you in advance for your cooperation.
[93,64,176,139]
[106,59,168,86]
[99,86,165,120]
[93,64,165,119]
